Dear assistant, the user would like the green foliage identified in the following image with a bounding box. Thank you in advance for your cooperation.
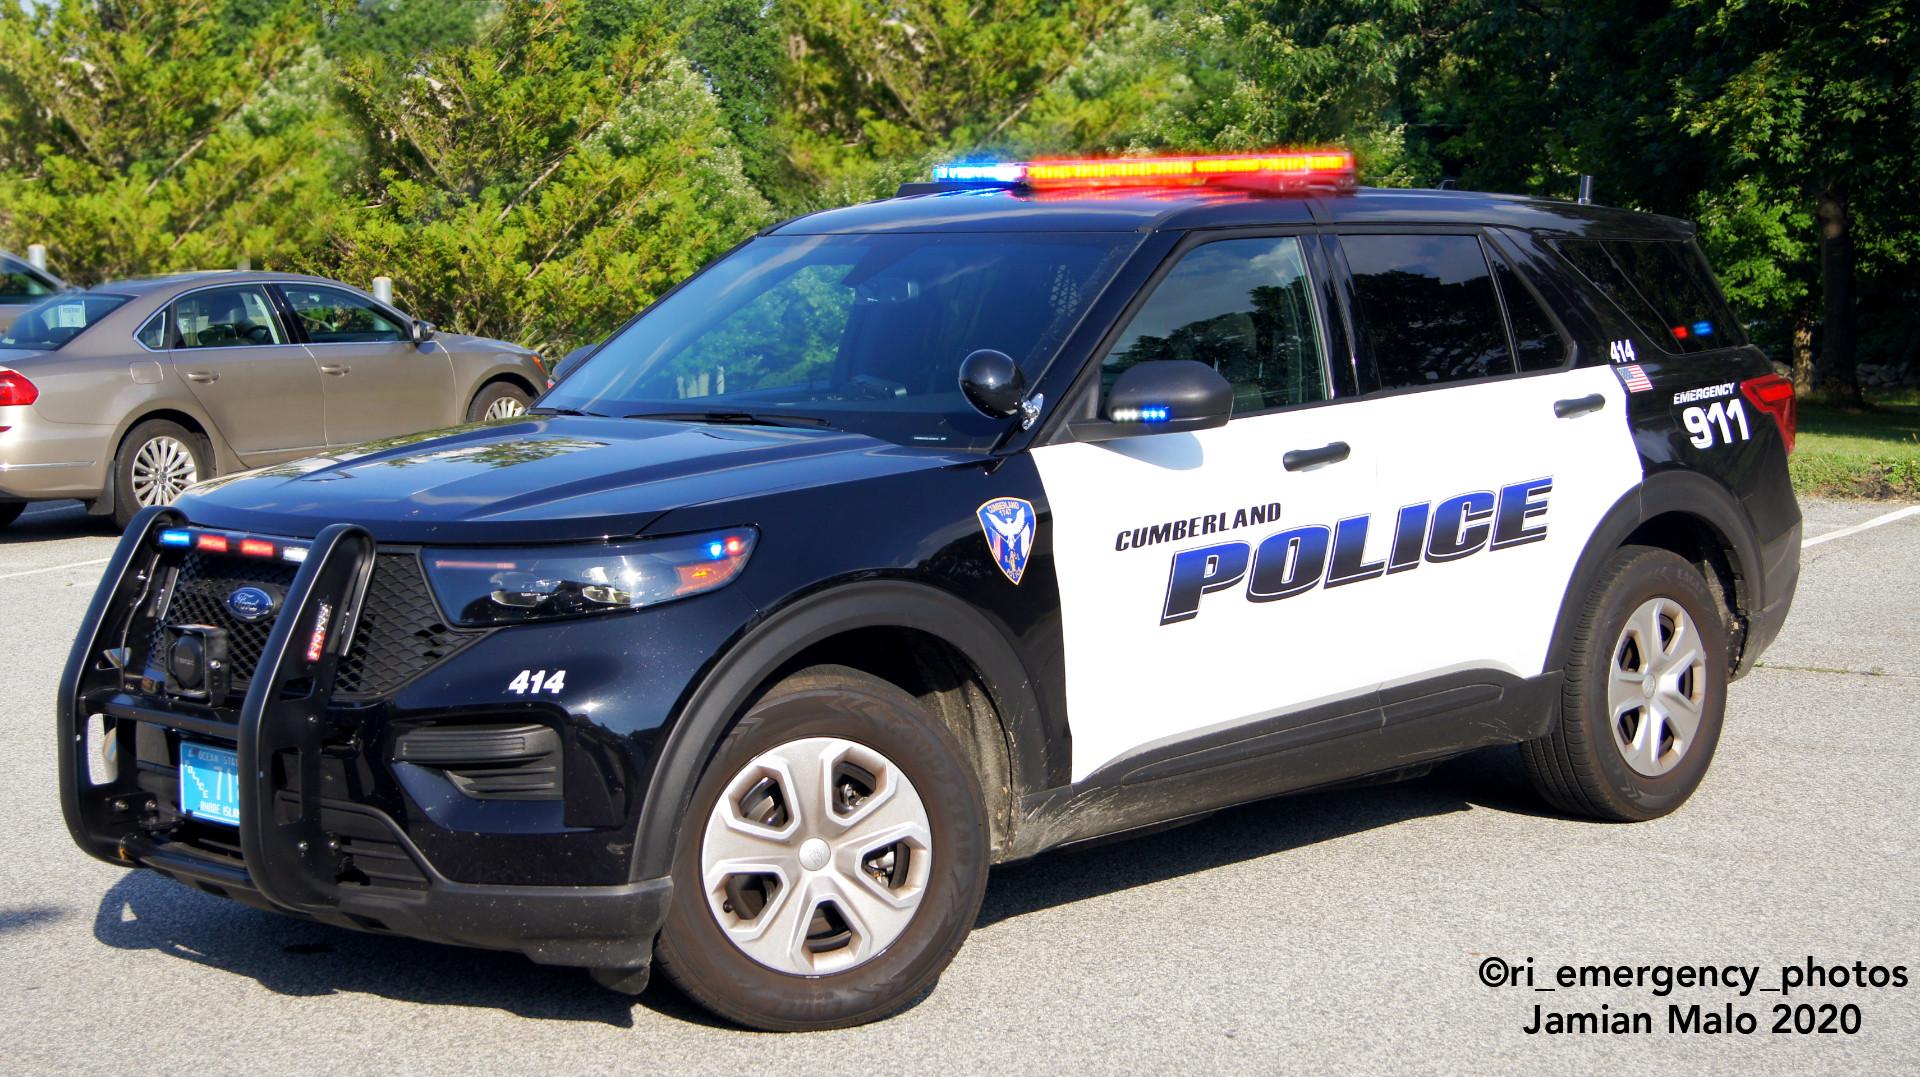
[0,0,345,282]
[319,0,772,355]
[321,0,490,60]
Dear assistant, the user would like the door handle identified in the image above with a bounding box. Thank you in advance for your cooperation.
[1282,441,1351,472]
[185,371,218,383]
[1554,393,1606,418]
[319,365,351,375]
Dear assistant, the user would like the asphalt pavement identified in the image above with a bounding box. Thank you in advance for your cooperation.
[2,497,1915,1075]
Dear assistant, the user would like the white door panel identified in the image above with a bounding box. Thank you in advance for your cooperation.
[1033,405,1382,782]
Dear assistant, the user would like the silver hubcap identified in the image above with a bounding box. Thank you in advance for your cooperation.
[700,736,933,976]
[128,436,199,507]
[1608,597,1708,777]
[482,395,527,420]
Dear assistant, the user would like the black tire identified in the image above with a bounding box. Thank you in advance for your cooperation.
[112,419,211,530]
[1522,545,1729,821]
[0,502,23,528]
[653,664,990,1031]
[466,381,533,423]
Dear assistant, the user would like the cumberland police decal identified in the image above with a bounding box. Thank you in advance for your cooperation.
[977,497,1036,585]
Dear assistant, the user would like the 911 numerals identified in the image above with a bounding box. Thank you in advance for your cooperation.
[507,669,566,695]
[1683,399,1750,449]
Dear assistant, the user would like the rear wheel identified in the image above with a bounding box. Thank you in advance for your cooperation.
[653,665,989,1031]
[1522,545,1728,821]
[112,419,210,529]
[466,381,532,422]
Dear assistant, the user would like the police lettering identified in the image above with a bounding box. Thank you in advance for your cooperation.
[1159,478,1552,625]
[1116,501,1282,552]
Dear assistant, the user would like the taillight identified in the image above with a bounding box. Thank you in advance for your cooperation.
[0,368,36,407]
[1740,373,1796,454]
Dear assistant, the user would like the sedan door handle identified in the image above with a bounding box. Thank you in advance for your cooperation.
[185,371,218,383]
[319,365,351,375]
[1554,393,1606,419]
[1282,441,1351,472]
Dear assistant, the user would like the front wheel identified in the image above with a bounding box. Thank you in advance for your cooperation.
[112,419,210,529]
[1522,545,1729,821]
[653,665,990,1031]
[466,381,532,422]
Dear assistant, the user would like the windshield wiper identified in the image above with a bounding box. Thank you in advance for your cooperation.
[527,407,604,417]
[623,410,833,430]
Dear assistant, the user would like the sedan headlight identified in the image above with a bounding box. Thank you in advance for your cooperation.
[424,528,757,626]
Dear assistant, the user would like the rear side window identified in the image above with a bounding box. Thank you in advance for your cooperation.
[1553,239,1746,353]
[1489,252,1569,372]
[1104,236,1329,414]
[1342,234,1513,390]
[172,286,287,348]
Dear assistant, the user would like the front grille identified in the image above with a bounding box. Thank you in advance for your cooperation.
[153,548,484,701]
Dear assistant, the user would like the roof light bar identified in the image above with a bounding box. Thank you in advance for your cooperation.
[930,151,1357,194]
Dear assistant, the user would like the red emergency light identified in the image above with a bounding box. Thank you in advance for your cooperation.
[930,150,1357,194]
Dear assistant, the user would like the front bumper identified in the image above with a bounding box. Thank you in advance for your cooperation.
[58,508,670,970]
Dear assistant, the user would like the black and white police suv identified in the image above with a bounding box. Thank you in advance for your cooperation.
[59,151,1801,1030]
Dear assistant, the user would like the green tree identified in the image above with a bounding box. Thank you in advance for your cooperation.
[0,0,345,283]
[319,0,773,355]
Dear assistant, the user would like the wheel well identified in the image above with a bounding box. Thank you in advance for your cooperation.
[774,627,1019,859]
[1622,511,1748,661]
[121,408,209,449]
[474,374,538,406]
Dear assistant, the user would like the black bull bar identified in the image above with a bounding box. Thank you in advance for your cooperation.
[56,506,668,971]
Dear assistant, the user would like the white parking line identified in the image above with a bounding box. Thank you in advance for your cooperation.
[0,557,111,581]
[1804,505,1920,548]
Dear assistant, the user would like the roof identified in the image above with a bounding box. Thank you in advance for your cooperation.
[769,186,1696,239]
[74,271,376,296]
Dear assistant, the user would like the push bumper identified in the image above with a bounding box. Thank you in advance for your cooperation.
[58,507,669,972]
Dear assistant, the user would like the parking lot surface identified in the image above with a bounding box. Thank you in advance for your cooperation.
[2,497,1915,1075]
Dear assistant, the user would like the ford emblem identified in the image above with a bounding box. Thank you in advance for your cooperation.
[226,586,276,623]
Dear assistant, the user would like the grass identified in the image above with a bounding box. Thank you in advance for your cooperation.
[1790,397,1920,499]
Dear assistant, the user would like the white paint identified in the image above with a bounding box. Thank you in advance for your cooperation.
[1033,365,1641,782]
[1803,505,1920,548]
[0,557,110,581]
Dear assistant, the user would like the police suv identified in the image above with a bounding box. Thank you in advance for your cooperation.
[59,152,1801,1030]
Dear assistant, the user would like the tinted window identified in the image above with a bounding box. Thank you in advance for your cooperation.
[1103,236,1327,414]
[173,286,286,348]
[0,254,53,301]
[546,232,1138,451]
[0,293,130,349]
[281,284,404,343]
[1490,253,1569,372]
[1554,239,1746,353]
[1343,234,1513,389]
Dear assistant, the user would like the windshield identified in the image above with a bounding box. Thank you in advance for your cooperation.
[544,232,1141,449]
[1,292,130,349]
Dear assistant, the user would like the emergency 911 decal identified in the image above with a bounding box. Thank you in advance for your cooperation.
[1160,477,1553,625]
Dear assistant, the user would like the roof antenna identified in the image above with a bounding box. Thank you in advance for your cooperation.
[1577,175,1595,205]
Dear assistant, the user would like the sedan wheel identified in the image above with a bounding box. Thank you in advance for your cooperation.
[482,394,528,420]
[129,435,200,507]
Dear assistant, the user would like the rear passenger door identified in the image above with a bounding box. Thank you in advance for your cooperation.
[1034,233,1388,782]
[276,283,457,447]
[167,284,327,462]
[1329,230,1641,697]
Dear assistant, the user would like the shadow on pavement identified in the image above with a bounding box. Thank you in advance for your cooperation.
[1,905,68,935]
[1,501,116,545]
[976,743,1557,929]
[86,744,1554,1027]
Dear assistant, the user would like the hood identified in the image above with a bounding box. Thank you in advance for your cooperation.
[175,416,969,544]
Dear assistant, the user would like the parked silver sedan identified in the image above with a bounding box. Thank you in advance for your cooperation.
[0,271,547,527]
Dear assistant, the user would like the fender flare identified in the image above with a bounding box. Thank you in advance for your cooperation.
[1544,470,1763,678]
[627,580,1057,881]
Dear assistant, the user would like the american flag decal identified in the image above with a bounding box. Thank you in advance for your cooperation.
[1619,364,1653,393]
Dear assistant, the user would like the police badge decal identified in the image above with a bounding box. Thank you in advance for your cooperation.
[977,497,1036,585]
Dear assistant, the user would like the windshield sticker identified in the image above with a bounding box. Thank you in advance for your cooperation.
[978,497,1036,585]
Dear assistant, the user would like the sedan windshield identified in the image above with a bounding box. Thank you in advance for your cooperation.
[544,232,1141,450]
[0,292,131,349]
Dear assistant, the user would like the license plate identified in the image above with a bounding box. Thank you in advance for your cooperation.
[179,742,241,826]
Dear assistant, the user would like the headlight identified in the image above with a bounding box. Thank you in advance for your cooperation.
[424,528,757,626]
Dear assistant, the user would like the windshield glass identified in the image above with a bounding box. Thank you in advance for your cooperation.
[544,232,1141,450]
[1,292,131,349]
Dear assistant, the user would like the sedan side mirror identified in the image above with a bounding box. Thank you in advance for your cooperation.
[1072,360,1233,442]
[411,319,436,346]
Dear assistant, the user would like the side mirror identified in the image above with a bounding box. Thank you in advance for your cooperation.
[411,319,436,346]
[1074,360,1233,441]
[551,344,594,385]
[958,349,1030,420]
